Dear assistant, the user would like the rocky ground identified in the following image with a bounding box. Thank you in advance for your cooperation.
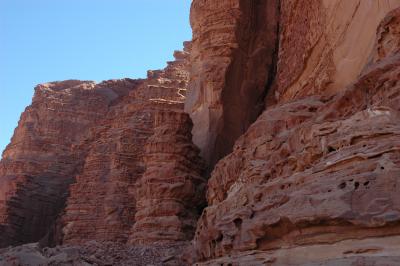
[0,241,189,266]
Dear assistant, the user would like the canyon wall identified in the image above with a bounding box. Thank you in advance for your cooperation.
[186,0,280,166]
[129,110,206,244]
[193,3,400,265]
[1,1,400,265]
[0,43,207,251]
[62,44,207,246]
[273,0,400,102]
[0,79,136,247]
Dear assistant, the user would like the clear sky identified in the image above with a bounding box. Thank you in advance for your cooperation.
[0,0,192,154]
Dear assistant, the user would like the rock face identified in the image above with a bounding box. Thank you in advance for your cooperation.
[186,0,280,166]
[130,110,206,244]
[0,43,207,249]
[61,43,206,245]
[0,79,136,247]
[1,1,400,266]
[273,0,400,102]
[193,6,400,265]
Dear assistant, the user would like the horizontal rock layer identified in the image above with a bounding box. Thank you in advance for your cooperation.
[129,110,206,244]
[0,79,136,247]
[1,1,400,266]
[61,42,207,245]
[0,43,208,249]
[193,7,400,264]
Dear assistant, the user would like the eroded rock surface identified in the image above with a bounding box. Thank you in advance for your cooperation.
[193,7,400,264]
[0,79,136,247]
[186,0,280,166]
[273,0,400,102]
[61,43,206,245]
[1,1,400,266]
[130,110,206,244]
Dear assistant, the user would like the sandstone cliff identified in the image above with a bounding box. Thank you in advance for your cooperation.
[61,46,193,245]
[186,0,280,167]
[193,2,400,265]
[0,79,136,247]
[1,1,400,266]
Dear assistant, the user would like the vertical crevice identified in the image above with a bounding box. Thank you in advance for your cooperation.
[262,0,281,108]
[213,0,281,166]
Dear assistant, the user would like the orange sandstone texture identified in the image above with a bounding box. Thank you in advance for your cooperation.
[129,110,206,244]
[61,43,206,245]
[0,79,135,247]
[273,0,400,102]
[193,6,400,265]
[0,1,400,266]
[185,0,280,166]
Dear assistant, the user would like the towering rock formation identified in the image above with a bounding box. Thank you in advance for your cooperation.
[1,1,400,265]
[130,110,206,244]
[193,4,400,265]
[0,79,136,247]
[61,42,206,245]
[186,0,280,166]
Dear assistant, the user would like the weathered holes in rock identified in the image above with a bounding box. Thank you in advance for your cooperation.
[327,146,336,153]
[249,210,255,219]
[254,192,262,202]
[340,179,370,191]
[216,233,223,242]
[381,166,385,170]
[280,183,292,190]
[308,106,318,112]
[233,218,242,229]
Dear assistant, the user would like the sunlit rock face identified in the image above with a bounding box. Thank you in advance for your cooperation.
[0,79,135,247]
[61,43,207,245]
[193,6,400,265]
[1,1,400,265]
[185,0,280,167]
[273,0,400,102]
[0,43,207,250]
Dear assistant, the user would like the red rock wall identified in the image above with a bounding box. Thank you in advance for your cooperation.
[193,7,400,264]
[129,110,206,244]
[0,79,136,247]
[272,0,400,103]
[1,2,400,265]
[61,44,207,244]
[185,0,280,166]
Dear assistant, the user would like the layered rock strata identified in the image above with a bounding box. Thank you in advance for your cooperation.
[61,43,204,244]
[186,0,280,166]
[130,110,206,244]
[1,1,400,265]
[193,7,400,264]
[0,79,136,247]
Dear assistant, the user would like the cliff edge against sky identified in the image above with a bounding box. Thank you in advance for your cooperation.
[1,1,400,265]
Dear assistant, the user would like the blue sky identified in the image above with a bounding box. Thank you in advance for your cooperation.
[0,0,192,154]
